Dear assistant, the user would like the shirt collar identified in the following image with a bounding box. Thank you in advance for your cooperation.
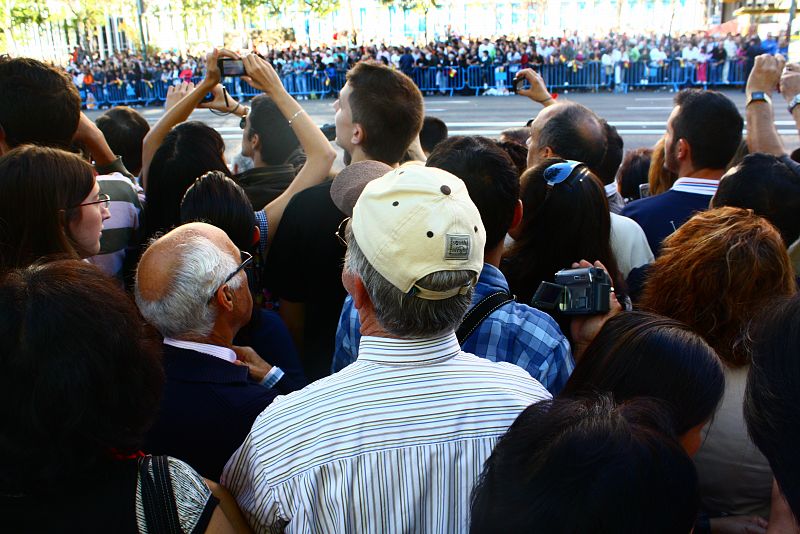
[670,177,720,196]
[476,263,510,294]
[163,338,237,364]
[356,332,462,366]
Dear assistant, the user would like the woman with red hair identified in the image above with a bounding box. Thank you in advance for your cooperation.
[640,206,796,528]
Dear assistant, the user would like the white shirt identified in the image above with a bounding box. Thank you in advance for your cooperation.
[610,213,655,278]
[163,338,237,363]
[671,176,720,195]
[222,332,550,533]
[724,38,738,58]
[650,48,667,62]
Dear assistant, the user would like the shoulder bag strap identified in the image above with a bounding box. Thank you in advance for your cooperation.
[139,455,183,534]
[456,291,515,345]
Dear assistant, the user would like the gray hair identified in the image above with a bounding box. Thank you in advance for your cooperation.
[345,227,474,338]
[135,235,243,339]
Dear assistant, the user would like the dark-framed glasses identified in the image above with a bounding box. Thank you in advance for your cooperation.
[71,193,111,210]
[335,217,351,247]
[207,250,254,304]
[543,160,585,187]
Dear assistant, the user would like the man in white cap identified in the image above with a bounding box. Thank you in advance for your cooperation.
[222,166,551,533]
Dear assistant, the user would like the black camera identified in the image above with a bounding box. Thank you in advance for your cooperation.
[320,123,337,141]
[218,58,245,77]
[532,267,611,315]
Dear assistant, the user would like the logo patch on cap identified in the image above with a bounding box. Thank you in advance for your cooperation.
[445,234,471,260]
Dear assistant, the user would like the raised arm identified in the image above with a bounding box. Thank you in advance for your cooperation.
[140,49,237,189]
[746,54,786,157]
[780,62,800,145]
[514,68,556,107]
[242,54,336,247]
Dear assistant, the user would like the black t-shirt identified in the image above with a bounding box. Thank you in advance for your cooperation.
[265,181,348,381]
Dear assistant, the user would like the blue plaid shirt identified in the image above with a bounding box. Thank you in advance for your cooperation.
[331,263,574,394]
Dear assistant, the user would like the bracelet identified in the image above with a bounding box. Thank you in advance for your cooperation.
[288,109,305,125]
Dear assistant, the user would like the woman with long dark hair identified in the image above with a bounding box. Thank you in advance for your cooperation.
[561,311,724,456]
[0,260,252,532]
[502,158,625,333]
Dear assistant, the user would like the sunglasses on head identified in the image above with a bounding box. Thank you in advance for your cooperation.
[543,160,586,187]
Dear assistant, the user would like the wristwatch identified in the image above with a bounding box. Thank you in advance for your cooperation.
[788,94,800,114]
[746,91,772,107]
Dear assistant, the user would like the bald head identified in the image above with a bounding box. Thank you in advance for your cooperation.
[137,222,234,302]
[527,102,607,170]
[135,222,248,340]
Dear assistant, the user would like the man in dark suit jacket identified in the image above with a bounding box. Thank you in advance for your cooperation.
[135,222,302,481]
[622,89,743,256]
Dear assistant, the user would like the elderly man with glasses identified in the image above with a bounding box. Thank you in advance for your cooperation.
[134,222,293,481]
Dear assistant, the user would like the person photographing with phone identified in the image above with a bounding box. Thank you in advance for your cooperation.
[139,48,334,247]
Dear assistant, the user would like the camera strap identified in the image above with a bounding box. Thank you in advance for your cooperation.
[456,291,515,345]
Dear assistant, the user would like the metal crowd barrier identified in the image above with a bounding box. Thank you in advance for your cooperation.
[78,59,748,108]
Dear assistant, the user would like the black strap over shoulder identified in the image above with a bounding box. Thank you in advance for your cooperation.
[456,291,515,345]
[139,455,183,534]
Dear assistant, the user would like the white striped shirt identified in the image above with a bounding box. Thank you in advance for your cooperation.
[222,332,551,533]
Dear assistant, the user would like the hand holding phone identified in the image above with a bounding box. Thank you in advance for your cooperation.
[203,48,239,86]
[242,54,284,96]
[510,78,526,93]
[218,58,246,77]
[514,68,553,104]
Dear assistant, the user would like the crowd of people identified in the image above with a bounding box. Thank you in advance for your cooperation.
[2,41,800,534]
[67,29,782,100]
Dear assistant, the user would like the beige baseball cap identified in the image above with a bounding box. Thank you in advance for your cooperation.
[351,165,485,300]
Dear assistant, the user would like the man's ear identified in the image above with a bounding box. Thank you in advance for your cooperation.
[509,199,524,235]
[214,284,236,312]
[676,138,690,163]
[351,123,365,147]
[252,226,261,247]
[508,199,526,241]
[541,145,555,159]
[251,132,261,153]
[342,268,372,312]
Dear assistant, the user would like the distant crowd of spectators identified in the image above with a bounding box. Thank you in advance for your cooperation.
[66,30,787,90]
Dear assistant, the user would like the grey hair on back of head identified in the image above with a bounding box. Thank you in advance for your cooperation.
[135,234,243,339]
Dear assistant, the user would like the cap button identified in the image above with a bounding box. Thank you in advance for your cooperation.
[440,185,451,195]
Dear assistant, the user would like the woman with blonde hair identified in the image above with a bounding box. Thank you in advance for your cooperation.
[647,136,678,197]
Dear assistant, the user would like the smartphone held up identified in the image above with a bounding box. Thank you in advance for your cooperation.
[218,58,246,77]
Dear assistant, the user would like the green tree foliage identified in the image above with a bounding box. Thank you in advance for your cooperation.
[379,0,438,13]
[9,0,50,26]
[301,0,338,16]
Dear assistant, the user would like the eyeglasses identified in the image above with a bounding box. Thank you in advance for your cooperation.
[543,160,585,187]
[207,250,253,304]
[335,216,350,247]
[71,193,111,210]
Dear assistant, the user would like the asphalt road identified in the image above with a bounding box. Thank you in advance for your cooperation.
[85,89,800,164]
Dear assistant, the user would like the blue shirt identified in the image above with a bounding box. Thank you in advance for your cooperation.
[762,39,778,55]
[331,263,574,394]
